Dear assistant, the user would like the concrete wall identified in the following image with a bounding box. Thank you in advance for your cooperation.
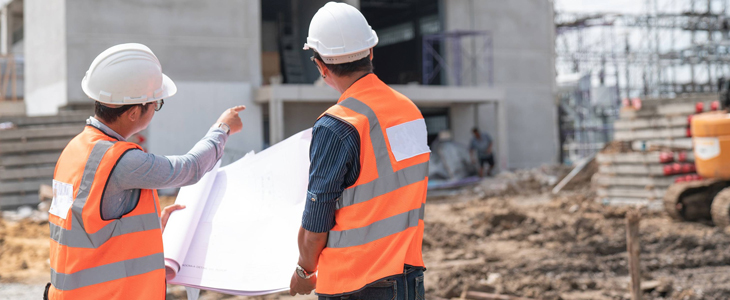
[24,0,67,116]
[64,0,261,104]
[444,0,558,169]
[148,81,262,166]
[0,101,24,116]
[24,0,264,159]
[450,103,477,148]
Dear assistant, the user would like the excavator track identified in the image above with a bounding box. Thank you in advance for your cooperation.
[663,179,728,222]
[711,187,730,228]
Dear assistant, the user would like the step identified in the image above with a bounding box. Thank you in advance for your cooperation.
[596,151,693,164]
[599,164,666,176]
[614,127,687,141]
[596,187,667,199]
[0,178,49,193]
[0,153,61,167]
[0,166,55,180]
[0,124,82,140]
[613,116,688,130]
[0,193,40,209]
[595,197,664,211]
[592,174,676,188]
[631,138,693,151]
[0,111,89,127]
[0,138,71,154]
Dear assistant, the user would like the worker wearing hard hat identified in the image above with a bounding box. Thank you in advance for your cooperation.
[45,43,245,299]
[290,2,430,298]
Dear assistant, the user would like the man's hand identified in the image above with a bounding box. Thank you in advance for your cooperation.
[215,105,246,135]
[160,204,186,234]
[289,271,316,296]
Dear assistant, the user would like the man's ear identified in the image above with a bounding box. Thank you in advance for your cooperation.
[315,59,328,78]
[369,49,374,61]
[127,105,141,122]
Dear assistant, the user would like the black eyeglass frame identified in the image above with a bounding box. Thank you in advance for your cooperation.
[150,99,164,112]
[310,55,323,69]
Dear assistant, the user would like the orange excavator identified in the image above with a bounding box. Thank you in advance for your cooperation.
[665,112,730,226]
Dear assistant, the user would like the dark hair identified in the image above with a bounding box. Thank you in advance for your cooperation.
[313,51,373,77]
[94,101,149,123]
[472,127,480,133]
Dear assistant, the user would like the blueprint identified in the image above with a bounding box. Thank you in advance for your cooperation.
[162,129,312,296]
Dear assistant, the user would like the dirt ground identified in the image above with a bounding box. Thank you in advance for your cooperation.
[3,166,730,300]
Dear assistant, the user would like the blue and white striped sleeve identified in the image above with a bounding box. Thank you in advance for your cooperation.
[301,116,361,233]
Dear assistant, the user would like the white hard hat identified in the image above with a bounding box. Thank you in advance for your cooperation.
[81,43,177,105]
[303,2,378,64]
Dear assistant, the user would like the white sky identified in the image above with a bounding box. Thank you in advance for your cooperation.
[553,0,730,96]
[555,0,645,14]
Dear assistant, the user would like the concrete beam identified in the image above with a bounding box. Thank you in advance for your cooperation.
[256,84,504,104]
[259,84,508,166]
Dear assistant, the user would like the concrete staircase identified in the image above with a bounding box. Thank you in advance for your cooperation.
[0,110,90,209]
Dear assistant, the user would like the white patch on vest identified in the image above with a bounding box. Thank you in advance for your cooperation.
[49,180,74,219]
[386,119,431,162]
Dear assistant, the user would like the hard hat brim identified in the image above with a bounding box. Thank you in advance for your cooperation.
[159,73,177,100]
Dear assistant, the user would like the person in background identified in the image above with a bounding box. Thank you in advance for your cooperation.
[46,43,245,300]
[470,127,495,177]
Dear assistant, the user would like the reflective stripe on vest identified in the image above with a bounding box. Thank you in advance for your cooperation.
[336,97,428,209]
[51,253,164,291]
[49,141,160,249]
[327,97,427,248]
[49,128,164,297]
[328,203,425,248]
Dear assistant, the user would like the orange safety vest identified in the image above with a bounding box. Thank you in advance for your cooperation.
[316,74,430,296]
[48,125,165,300]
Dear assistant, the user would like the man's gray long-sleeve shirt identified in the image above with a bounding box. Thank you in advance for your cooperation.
[85,117,228,220]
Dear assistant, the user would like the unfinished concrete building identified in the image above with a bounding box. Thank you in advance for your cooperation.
[18,0,557,170]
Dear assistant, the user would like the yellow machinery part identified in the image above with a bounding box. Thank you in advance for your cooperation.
[692,112,730,179]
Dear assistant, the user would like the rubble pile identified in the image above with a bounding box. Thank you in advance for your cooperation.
[423,186,730,300]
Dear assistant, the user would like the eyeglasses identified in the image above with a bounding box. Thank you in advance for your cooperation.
[310,56,320,69]
[151,99,164,112]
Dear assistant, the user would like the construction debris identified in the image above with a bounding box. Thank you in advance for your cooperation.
[592,94,720,209]
[552,153,596,194]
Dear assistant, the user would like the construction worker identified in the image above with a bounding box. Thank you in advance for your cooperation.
[46,43,245,299]
[290,2,430,299]
[470,127,495,177]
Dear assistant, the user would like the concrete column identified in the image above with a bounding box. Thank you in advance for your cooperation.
[496,101,509,171]
[342,0,360,9]
[269,98,285,144]
[1,5,7,55]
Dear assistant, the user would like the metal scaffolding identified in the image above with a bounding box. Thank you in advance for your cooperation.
[422,30,493,86]
[556,0,730,98]
[555,0,730,163]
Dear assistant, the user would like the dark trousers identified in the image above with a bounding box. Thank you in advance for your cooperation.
[319,267,425,300]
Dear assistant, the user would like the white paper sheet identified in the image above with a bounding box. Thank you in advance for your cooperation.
[163,129,312,296]
[163,160,221,279]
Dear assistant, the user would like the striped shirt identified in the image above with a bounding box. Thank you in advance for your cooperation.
[301,115,361,233]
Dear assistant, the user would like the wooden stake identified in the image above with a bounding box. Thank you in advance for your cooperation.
[626,210,642,300]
